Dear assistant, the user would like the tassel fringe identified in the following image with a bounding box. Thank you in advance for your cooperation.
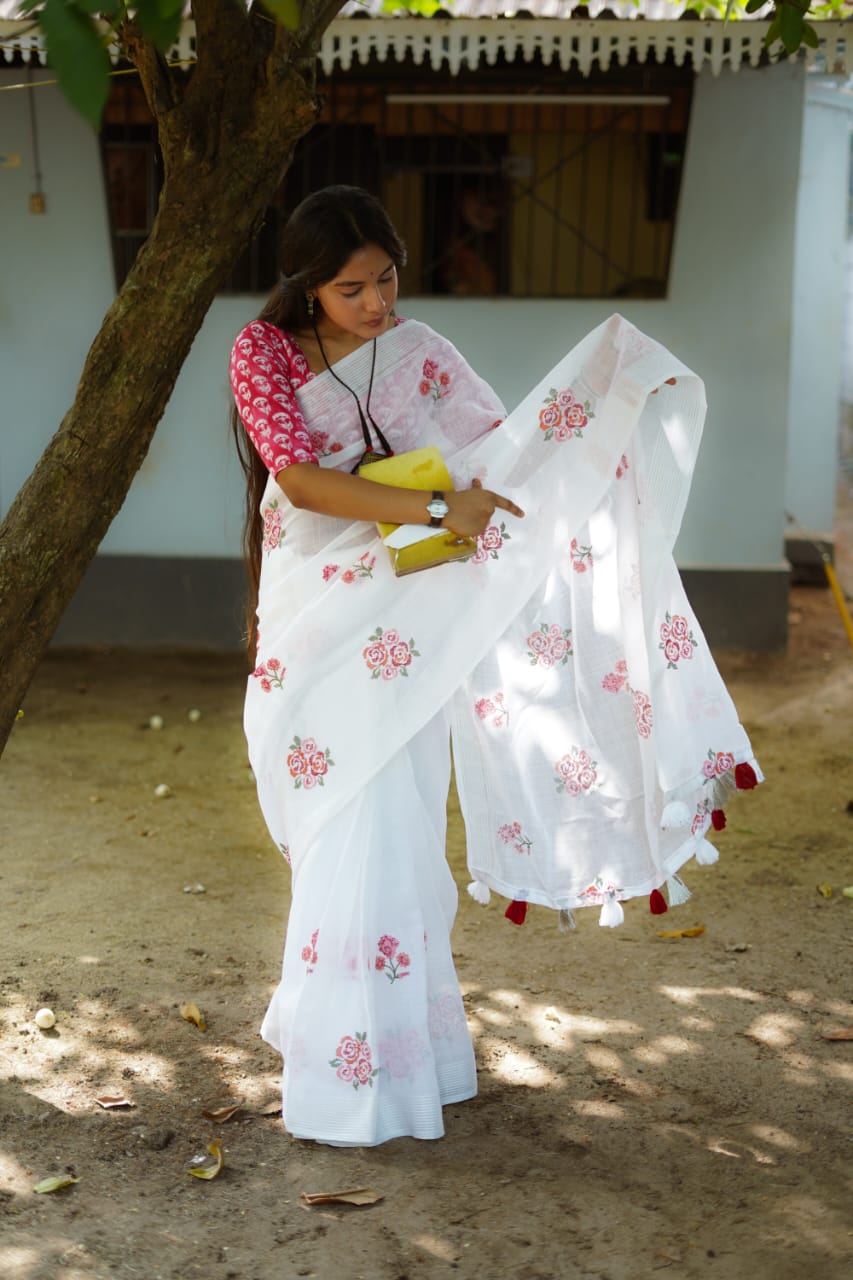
[666,874,692,906]
[649,888,668,915]
[558,908,577,933]
[695,840,720,866]
[467,880,491,906]
[661,800,692,829]
[599,895,624,928]
[505,899,528,926]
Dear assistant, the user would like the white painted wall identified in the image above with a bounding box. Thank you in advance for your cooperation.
[785,83,852,535]
[1,60,808,573]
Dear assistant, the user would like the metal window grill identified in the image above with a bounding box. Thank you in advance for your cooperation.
[100,59,692,300]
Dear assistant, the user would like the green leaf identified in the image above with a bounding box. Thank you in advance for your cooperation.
[262,0,302,30]
[38,0,110,130]
[801,20,820,47]
[744,0,766,12]
[779,2,805,54]
[134,0,185,49]
[764,12,783,47]
[34,1175,79,1193]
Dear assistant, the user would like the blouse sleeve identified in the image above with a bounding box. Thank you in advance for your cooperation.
[229,322,319,476]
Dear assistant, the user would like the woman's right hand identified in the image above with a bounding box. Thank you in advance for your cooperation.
[443,478,525,538]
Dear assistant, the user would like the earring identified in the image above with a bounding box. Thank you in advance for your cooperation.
[306,293,315,319]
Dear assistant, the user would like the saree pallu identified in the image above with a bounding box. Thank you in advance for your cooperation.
[246,315,759,1144]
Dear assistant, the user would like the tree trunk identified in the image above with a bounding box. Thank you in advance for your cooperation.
[0,0,342,758]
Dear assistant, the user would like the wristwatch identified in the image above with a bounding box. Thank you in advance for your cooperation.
[426,490,449,528]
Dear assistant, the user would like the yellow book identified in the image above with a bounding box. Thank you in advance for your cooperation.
[358,446,477,576]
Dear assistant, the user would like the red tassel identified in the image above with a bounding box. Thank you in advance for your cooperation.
[711,808,727,831]
[505,899,528,926]
[649,889,668,915]
[734,762,757,790]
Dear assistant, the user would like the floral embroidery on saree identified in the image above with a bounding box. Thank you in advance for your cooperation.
[538,386,595,442]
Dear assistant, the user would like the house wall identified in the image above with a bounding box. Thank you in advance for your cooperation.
[0,59,807,650]
[785,83,852,541]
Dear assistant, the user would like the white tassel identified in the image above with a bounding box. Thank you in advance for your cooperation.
[467,879,491,905]
[695,840,720,866]
[666,874,691,906]
[558,908,576,933]
[598,896,624,928]
[711,774,736,808]
[661,800,691,829]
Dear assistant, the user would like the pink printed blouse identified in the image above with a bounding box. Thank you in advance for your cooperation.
[230,318,406,477]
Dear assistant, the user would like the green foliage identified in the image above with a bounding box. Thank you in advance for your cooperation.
[26,0,112,129]
[260,0,302,29]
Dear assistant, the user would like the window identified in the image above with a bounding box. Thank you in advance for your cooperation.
[101,54,692,300]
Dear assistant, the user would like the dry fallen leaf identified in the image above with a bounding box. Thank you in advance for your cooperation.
[95,1095,134,1110]
[201,1099,245,1123]
[656,926,706,940]
[300,1187,384,1207]
[820,1027,853,1041]
[180,1001,206,1031]
[186,1141,223,1180]
[258,1100,283,1116]
[816,883,834,899]
[34,1175,79,1194]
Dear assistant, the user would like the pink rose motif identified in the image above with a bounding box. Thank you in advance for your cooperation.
[322,564,339,581]
[301,738,317,756]
[481,526,503,552]
[375,955,386,971]
[301,945,312,962]
[341,569,355,583]
[572,559,587,574]
[309,751,328,777]
[475,698,496,720]
[381,664,397,681]
[527,631,548,654]
[664,639,681,664]
[382,628,400,646]
[702,759,717,779]
[671,615,689,640]
[301,772,318,790]
[336,1063,355,1083]
[715,751,735,774]
[633,691,653,738]
[550,638,569,662]
[439,371,450,387]
[377,934,399,958]
[659,621,672,642]
[557,757,578,781]
[602,672,626,694]
[565,403,588,429]
[363,642,389,669]
[287,749,307,777]
[337,1036,360,1064]
[422,358,438,380]
[557,389,577,409]
[680,640,694,660]
[355,1058,373,1085]
[267,658,281,672]
[539,403,561,432]
[578,768,596,790]
[419,379,431,397]
[390,643,412,668]
[330,442,343,453]
[565,779,581,797]
[397,952,410,968]
[553,422,572,443]
[260,678,272,693]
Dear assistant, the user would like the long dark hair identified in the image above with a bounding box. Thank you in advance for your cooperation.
[230,186,407,659]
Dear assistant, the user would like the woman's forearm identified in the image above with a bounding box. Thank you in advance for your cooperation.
[277,463,525,537]
[278,462,441,526]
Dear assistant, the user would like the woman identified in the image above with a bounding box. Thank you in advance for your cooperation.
[230,186,759,1147]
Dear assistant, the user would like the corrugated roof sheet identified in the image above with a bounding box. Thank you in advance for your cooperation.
[0,1,766,20]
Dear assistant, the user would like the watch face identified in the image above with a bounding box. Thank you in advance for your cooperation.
[427,499,449,518]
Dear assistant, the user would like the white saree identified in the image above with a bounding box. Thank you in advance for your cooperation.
[243,315,759,1145]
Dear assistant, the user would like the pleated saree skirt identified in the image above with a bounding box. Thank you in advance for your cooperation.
[259,709,477,1145]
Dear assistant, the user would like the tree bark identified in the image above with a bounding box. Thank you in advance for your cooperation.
[0,0,343,757]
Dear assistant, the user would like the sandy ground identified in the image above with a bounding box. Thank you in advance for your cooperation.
[2,498,852,1280]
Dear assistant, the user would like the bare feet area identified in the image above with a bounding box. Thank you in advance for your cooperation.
[2,508,852,1280]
